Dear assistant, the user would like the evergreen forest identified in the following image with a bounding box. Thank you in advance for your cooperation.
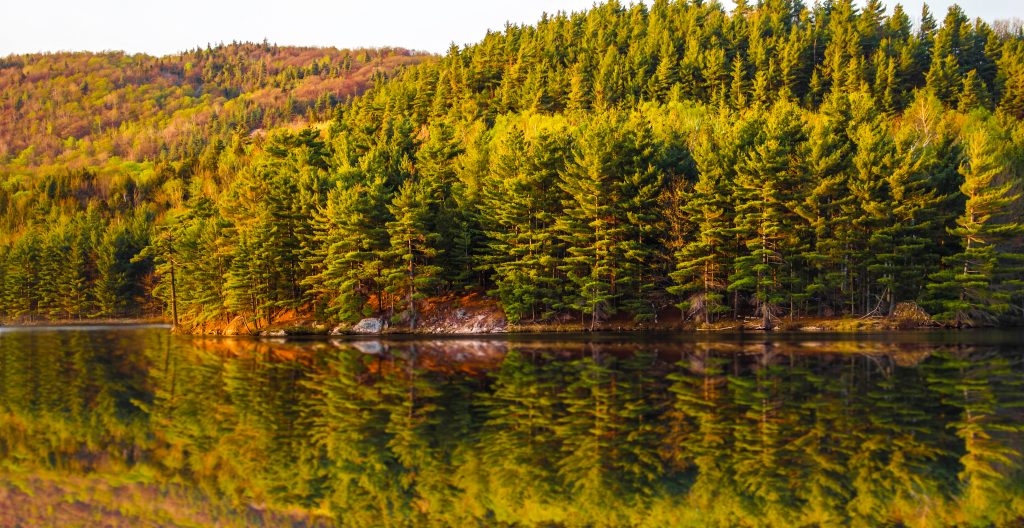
[3,0,1024,329]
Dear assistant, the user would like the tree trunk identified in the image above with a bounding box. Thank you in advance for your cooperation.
[169,259,179,329]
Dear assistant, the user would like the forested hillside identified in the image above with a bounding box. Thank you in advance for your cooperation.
[0,43,424,319]
[3,0,1024,329]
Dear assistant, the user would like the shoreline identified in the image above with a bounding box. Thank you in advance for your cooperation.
[4,313,1013,337]
[172,315,954,337]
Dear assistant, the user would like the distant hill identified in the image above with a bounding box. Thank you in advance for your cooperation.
[0,43,427,167]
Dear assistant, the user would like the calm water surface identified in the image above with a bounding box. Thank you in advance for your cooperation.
[2,326,1024,527]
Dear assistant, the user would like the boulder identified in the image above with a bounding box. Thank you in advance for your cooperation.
[351,317,385,334]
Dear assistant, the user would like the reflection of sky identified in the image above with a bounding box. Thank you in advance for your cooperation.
[3,1,1018,58]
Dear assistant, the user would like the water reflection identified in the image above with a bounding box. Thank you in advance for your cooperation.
[1,328,1024,526]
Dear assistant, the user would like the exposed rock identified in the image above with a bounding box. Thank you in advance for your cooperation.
[260,329,287,337]
[351,317,385,334]
[418,312,507,334]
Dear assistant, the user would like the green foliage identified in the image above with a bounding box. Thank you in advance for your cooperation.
[384,180,443,328]
[482,125,570,323]
[2,2,1024,327]
[303,173,392,322]
[728,102,808,328]
[927,119,1024,325]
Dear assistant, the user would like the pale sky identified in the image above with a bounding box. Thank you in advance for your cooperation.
[1,0,1020,57]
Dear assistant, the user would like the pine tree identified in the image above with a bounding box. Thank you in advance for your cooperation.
[2,233,41,318]
[483,127,569,323]
[729,103,808,328]
[557,113,662,327]
[557,120,619,328]
[416,122,474,290]
[957,69,991,111]
[384,180,442,329]
[669,115,737,324]
[95,222,149,318]
[927,122,1024,325]
[996,42,1024,120]
[616,118,666,321]
[303,173,391,322]
[651,36,678,101]
[797,93,857,315]
[729,55,748,110]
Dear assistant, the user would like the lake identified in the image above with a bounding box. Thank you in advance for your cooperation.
[1,326,1023,527]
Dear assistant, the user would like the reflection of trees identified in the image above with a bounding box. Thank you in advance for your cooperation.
[554,351,666,527]
[926,348,1024,525]
[0,330,152,472]
[4,331,1024,526]
[477,349,563,524]
[305,346,409,526]
[659,345,741,525]
[844,355,957,526]
[149,336,319,508]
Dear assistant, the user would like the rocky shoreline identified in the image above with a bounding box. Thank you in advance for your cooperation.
[170,302,946,337]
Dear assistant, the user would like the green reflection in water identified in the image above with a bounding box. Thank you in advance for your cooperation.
[1,328,1024,526]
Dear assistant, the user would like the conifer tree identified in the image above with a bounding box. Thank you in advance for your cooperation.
[928,123,1024,325]
[669,115,738,324]
[557,118,622,328]
[384,180,442,329]
[729,104,808,328]
[557,113,663,327]
[416,122,471,289]
[958,69,991,110]
[797,93,857,315]
[483,127,569,322]
[303,173,392,322]
[2,233,41,318]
